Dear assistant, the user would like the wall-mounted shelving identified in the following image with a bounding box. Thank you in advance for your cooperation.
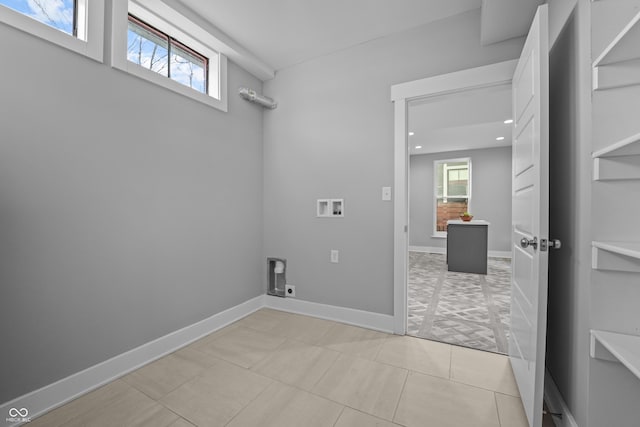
[592,9,640,90]
[593,131,640,180]
[591,329,640,380]
[592,241,640,272]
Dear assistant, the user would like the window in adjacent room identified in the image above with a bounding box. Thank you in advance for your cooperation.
[127,14,208,94]
[434,158,472,236]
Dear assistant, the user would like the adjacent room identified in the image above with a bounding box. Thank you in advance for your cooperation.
[407,84,513,354]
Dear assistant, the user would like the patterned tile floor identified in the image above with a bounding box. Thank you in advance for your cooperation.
[407,252,512,354]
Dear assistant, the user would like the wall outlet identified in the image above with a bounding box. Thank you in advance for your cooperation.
[330,250,339,263]
[285,284,296,297]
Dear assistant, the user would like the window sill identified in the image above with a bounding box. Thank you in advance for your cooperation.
[431,234,447,239]
[112,57,228,112]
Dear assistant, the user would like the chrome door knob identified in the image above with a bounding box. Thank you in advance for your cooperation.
[550,239,562,249]
[520,237,538,250]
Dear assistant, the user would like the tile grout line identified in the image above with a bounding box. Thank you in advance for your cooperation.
[416,257,447,337]
[479,274,509,353]
[391,370,410,424]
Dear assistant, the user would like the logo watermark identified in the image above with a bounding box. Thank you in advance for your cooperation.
[6,407,31,423]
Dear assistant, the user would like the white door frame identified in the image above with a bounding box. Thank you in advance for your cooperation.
[390,59,518,334]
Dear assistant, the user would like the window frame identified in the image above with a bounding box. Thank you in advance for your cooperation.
[127,14,210,95]
[111,0,228,112]
[0,0,104,62]
[433,157,472,238]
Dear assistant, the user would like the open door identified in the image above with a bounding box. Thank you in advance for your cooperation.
[509,5,549,427]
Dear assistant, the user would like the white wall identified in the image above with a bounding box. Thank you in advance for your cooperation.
[409,147,512,252]
[263,9,524,315]
[0,21,264,403]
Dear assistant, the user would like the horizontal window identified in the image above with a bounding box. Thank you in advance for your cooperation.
[111,1,227,112]
[0,0,104,61]
[0,0,76,34]
[127,14,208,94]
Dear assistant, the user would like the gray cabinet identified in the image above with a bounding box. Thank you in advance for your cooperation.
[446,220,489,274]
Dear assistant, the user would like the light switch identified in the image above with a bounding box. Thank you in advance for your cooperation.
[382,187,392,201]
[330,250,339,263]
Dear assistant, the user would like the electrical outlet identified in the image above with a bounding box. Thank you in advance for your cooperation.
[330,250,339,263]
[285,284,295,297]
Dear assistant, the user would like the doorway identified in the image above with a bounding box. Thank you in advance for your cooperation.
[406,83,513,353]
[390,59,518,338]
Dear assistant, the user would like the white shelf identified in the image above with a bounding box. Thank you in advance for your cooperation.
[593,9,640,67]
[592,8,640,90]
[591,330,640,380]
[593,133,640,180]
[592,241,640,272]
[593,132,640,158]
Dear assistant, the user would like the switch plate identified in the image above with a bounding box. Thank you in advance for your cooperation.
[330,250,339,263]
[382,187,392,201]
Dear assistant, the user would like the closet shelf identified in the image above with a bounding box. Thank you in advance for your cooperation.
[593,9,640,68]
[592,241,640,272]
[593,132,640,158]
[592,9,640,90]
[590,330,640,380]
[593,133,640,180]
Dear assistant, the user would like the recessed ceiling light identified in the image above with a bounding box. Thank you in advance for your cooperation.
[409,132,415,136]
[415,145,422,149]
[504,119,513,124]
[496,136,505,141]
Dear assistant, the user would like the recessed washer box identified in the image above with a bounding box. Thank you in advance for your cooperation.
[317,199,344,217]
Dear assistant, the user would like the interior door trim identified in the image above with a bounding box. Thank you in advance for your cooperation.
[390,59,518,334]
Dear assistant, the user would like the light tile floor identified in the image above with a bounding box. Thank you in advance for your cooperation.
[30,309,532,427]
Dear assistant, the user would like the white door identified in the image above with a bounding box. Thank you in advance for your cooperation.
[509,5,549,427]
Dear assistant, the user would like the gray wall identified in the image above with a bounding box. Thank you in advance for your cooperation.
[263,9,524,315]
[546,0,592,426]
[409,147,512,253]
[0,22,264,403]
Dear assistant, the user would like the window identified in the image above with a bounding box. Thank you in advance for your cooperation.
[111,1,227,111]
[434,158,471,235]
[0,0,76,34]
[0,0,104,61]
[127,14,208,94]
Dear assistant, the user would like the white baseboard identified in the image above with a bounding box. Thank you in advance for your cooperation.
[0,295,264,427]
[489,250,512,259]
[264,295,395,334]
[2,293,396,426]
[409,245,445,254]
[409,245,512,259]
[545,369,580,427]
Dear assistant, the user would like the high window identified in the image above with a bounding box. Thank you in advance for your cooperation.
[0,0,76,34]
[434,158,472,235]
[127,14,208,94]
[0,0,104,61]
[111,1,227,111]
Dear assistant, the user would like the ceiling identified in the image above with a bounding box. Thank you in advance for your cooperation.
[408,83,512,155]
[175,0,541,74]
